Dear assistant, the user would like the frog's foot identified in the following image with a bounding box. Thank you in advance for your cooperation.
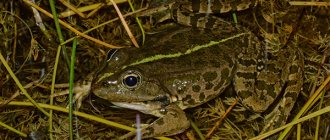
[259,99,290,139]
[259,89,300,140]
[123,104,189,139]
[260,60,304,138]
[52,75,93,109]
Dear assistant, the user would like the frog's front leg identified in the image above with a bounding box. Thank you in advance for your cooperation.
[137,103,190,139]
[52,73,93,109]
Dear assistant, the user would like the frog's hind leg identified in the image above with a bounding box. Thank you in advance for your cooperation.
[234,38,304,138]
[260,49,304,137]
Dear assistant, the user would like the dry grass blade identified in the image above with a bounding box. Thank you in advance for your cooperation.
[61,7,147,46]
[22,0,124,49]
[58,0,86,18]
[278,74,330,139]
[58,0,127,18]
[30,2,52,41]
[109,0,140,48]
[250,105,330,140]
[0,121,27,137]
[289,1,330,6]
[59,3,103,18]
[205,98,238,139]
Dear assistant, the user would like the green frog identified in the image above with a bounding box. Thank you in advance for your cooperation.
[91,1,304,139]
[92,29,303,139]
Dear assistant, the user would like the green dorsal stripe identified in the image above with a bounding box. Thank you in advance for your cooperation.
[97,32,248,82]
[124,32,248,69]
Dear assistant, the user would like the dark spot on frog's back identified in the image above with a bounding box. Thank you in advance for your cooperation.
[202,71,218,82]
[236,72,254,79]
[213,68,230,91]
[182,95,195,105]
[221,68,230,80]
[192,85,201,92]
[238,58,256,66]
[205,82,214,90]
[257,80,276,98]
[188,99,196,105]
[182,95,192,103]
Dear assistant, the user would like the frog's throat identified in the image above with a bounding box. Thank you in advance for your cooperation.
[97,32,248,83]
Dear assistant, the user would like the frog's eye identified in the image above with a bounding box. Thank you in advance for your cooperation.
[121,71,142,89]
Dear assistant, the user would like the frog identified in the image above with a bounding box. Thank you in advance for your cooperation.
[91,1,304,139]
[92,28,303,139]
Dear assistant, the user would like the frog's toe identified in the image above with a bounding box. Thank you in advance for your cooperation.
[73,91,86,109]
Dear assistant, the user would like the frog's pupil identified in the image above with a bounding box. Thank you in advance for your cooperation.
[124,76,138,87]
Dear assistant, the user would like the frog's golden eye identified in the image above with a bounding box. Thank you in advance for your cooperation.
[121,71,142,89]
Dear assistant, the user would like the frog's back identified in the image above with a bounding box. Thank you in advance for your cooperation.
[120,26,250,108]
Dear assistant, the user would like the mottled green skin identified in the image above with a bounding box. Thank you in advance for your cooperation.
[92,23,303,139]
[92,25,252,138]
[93,26,247,109]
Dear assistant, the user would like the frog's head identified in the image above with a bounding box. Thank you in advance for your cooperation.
[92,26,192,105]
[92,48,172,105]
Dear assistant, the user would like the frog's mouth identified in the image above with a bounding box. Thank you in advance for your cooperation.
[111,99,168,117]
[108,95,171,116]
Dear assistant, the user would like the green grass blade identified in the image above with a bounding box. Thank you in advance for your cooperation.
[68,38,77,140]
[0,121,27,137]
[48,0,70,67]
[49,45,62,140]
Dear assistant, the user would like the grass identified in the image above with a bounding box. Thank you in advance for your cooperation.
[0,0,329,139]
